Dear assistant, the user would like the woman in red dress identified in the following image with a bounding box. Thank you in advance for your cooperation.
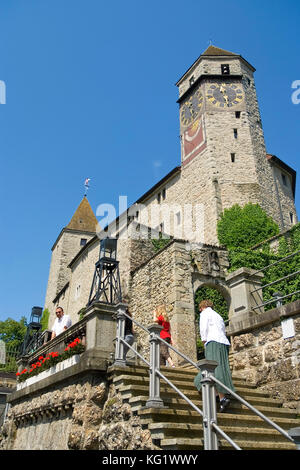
[153,305,175,368]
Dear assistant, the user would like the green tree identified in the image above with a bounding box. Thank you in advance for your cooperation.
[217,203,279,249]
[40,308,50,331]
[0,317,27,349]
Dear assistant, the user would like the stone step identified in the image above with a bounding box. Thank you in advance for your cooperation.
[109,364,299,450]
[117,384,285,410]
[109,364,259,391]
[159,437,297,451]
[147,422,295,444]
[138,406,300,429]
[113,374,272,398]
[132,395,299,420]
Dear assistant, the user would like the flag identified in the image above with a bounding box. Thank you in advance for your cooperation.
[84,178,90,188]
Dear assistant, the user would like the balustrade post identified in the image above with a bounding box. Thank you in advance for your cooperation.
[197,359,219,450]
[288,428,300,450]
[146,324,164,408]
[113,304,127,367]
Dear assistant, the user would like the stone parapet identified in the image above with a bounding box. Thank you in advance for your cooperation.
[229,299,300,411]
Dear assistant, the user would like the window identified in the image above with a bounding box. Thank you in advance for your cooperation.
[135,210,139,219]
[189,75,195,86]
[162,188,166,200]
[75,284,81,300]
[281,173,287,186]
[290,213,294,224]
[233,129,238,139]
[235,111,241,118]
[159,222,164,233]
[176,212,181,225]
[221,64,230,75]
[231,153,236,163]
[157,193,161,203]
[80,238,87,246]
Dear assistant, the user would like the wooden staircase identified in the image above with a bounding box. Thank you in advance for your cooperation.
[108,364,300,450]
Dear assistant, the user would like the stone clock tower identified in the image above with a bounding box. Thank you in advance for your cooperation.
[175,45,297,245]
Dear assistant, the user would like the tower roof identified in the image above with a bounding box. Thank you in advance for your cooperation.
[176,45,255,86]
[201,45,238,57]
[66,197,98,232]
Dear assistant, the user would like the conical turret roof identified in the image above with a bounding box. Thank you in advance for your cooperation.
[66,197,98,232]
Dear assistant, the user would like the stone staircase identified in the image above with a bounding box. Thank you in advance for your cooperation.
[108,364,300,450]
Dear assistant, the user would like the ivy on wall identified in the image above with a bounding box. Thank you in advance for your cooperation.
[218,204,300,310]
[217,203,280,249]
[151,235,171,252]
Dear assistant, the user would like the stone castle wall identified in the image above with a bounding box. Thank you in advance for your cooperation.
[0,372,156,451]
[45,230,95,327]
[128,239,230,364]
[229,301,300,411]
[50,226,157,325]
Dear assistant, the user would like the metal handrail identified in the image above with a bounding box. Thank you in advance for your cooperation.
[158,335,295,446]
[248,249,300,310]
[119,337,150,367]
[116,311,242,449]
[248,250,300,277]
[251,270,300,294]
[154,367,241,450]
[210,375,295,444]
[253,290,300,310]
[115,307,296,450]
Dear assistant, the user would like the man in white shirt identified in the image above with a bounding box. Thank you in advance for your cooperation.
[51,307,72,340]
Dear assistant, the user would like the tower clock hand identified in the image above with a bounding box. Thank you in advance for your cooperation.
[220,85,229,106]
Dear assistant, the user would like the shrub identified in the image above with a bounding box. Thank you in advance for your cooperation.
[217,203,279,249]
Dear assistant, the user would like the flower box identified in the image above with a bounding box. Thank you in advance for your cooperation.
[16,354,80,390]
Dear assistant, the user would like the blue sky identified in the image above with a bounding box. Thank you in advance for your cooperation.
[0,0,299,323]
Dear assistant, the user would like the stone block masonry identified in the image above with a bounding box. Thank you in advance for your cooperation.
[0,371,156,450]
[229,300,300,411]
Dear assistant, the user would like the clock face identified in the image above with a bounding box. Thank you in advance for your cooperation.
[206,83,244,108]
[180,87,203,127]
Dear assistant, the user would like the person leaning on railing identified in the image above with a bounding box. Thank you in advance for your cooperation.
[50,306,72,341]
[194,299,235,412]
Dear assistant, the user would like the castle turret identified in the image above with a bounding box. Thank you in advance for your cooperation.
[44,197,98,325]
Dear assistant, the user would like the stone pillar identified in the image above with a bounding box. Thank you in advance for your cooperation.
[146,324,164,408]
[226,267,264,326]
[169,242,198,364]
[114,303,127,367]
[84,301,119,365]
[197,359,219,450]
[288,427,300,450]
[16,355,30,374]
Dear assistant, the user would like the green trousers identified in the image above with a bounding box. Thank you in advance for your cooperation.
[194,341,235,395]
